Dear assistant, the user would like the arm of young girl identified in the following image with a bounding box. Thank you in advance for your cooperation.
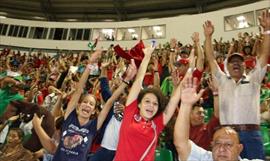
[64,50,102,120]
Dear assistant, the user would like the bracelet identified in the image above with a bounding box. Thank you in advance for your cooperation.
[263,30,270,35]
[122,79,130,86]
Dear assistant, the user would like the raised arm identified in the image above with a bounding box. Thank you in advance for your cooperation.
[174,76,204,161]
[162,68,184,125]
[65,50,102,119]
[203,21,218,74]
[258,10,270,67]
[152,56,160,87]
[32,114,57,154]
[125,45,155,106]
[97,59,137,130]
[208,76,219,118]
[192,32,204,71]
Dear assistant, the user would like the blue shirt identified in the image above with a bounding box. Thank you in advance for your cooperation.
[52,110,97,161]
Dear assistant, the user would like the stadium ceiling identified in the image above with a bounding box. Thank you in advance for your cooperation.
[0,0,260,22]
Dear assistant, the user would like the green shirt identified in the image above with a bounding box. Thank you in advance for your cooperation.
[0,86,24,117]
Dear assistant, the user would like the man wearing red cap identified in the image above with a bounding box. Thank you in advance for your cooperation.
[203,10,270,160]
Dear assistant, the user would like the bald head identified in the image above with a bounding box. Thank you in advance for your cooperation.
[213,126,240,144]
[212,126,243,161]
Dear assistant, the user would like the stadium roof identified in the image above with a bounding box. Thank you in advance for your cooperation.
[0,0,259,22]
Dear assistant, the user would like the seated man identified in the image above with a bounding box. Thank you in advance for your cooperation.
[173,74,263,161]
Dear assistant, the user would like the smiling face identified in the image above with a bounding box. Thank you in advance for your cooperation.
[77,94,96,119]
[190,106,205,126]
[227,56,245,81]
[212,127,243,161]
[7,129,23,145]
[138,93,159,120]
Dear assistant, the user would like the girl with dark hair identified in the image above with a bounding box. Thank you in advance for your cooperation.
[114,45,183,161]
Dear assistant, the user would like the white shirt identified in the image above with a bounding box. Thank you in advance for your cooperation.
[0,125,9,144]
[181,141,263,161]
[101,116,122,151]
[214,61,266,125]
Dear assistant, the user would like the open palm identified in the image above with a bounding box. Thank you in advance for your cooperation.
[181,77,204,105]
[259,10,270,30]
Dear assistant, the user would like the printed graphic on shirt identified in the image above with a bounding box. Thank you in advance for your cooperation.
[63,134,83,149]
[60,123,90,155]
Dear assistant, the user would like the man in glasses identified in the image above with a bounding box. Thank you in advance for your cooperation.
[173,74,263,161]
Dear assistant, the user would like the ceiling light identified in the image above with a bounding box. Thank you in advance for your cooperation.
[0,16,6,19]
[66,19,78,22]
[128,29,135,33]
[236,15,245,21]
[132,33,138,38]
[102,29,114,34]
[153,26,161,31]
[156,32,163,36]
[238,21,249,28]
[33,16,46,20]
[103,19,114,22]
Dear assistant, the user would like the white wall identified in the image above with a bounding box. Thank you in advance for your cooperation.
[0,0,269,50]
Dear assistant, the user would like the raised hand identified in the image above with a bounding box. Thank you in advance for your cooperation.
[32,114,44,127]
[125,59,137,81]
[191,32,200,44]
[181,75,204,106]
[171,69,181,88]
[203,20,215,37]
[259,10,270,30]
[152,56,159,71]
[101,59,111,68]
[89,49,102,63]
[143,46,155,57]
[170,38,177,49]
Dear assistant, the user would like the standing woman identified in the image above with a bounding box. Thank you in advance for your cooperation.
[114,45,183,161]
[32,50,137,161]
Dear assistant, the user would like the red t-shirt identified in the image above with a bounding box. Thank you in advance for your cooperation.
[114,100,165,161]
[189,116,220,150]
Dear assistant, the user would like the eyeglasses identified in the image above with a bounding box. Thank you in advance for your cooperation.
[212,141,234,150]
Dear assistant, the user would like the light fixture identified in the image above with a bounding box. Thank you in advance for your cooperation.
[236,15,245,21]
[156,32,163,36]
[153,26,161,31]
[238,21,249,28]
[128,28,135,33]
[66,19,78,22]
[103,19,114,22]
[33,16,46,20]
[102,29,114,34]
[132,33,138,38]
[0,16,6,19]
